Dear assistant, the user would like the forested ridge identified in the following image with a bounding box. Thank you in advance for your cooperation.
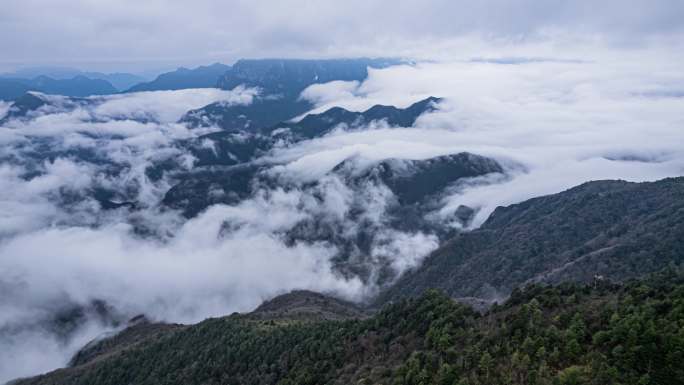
[379,177,684,304]
[16,268,684,385]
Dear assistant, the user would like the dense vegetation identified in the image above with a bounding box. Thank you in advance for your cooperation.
[17,268,684,385]
[379,177,684,304]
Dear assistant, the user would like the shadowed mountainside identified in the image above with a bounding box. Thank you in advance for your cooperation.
[377,177,684,304]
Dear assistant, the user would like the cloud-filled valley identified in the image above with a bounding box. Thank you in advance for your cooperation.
[1,51,684,383]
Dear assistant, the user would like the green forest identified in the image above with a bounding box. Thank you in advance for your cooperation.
[19,268,684,385]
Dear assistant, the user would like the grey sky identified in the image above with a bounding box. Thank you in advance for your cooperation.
[1,0,683,72]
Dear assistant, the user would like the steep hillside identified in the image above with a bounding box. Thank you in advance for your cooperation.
[378,177,684,303]
[14,270,684,385]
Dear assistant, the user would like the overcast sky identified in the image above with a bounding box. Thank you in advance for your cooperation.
[1,0,683,72]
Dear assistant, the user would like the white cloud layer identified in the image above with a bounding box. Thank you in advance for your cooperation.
[1,0,684,71]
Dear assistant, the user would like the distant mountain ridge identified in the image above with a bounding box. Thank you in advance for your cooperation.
[182,58,405,131]
[217,58,402,96]
[124,63,232,92]
[1,58,404,102]
[0,67,145,92]
[0,76,118,100]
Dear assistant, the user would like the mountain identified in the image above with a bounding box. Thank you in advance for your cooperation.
[217,58,401,96]
[181,97,312,132]
[181,58,403,131]
[124,63,231,92]
[163,96,497,285]
[335,152,501,208]
[1,67,146,92]
[377,177,684,304]
[82,72,145,91]
[0,93,47,123]
[0,76,117,100]
[13,269,684,385]
[182,96,442,168]
[161,151,504,285]
[262,96,442,140]
[66,315,183,368]
[28,75,118,97]
[0,79,38,101]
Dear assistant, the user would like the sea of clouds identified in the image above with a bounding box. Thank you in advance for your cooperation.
[1,50,684,382]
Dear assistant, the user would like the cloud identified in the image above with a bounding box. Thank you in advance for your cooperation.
[0,101,9,119]
[287,54,684,224]
[0,87,382,382]
[1,0,684,70]
[91,87,257,123]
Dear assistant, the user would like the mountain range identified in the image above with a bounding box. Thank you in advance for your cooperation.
[181,58,404,131]
[124,63,232,92]
[2,57,683,385]
[1,58,400,104]
[0,76,118,100]
[0,67,146,90]
[0,62,235,100]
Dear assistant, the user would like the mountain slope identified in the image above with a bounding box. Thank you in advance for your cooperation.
[378,177,684,304]
[13,270,684,385]
[125,63,231,92]
[182,96,442,169]
[181,58,403,131]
